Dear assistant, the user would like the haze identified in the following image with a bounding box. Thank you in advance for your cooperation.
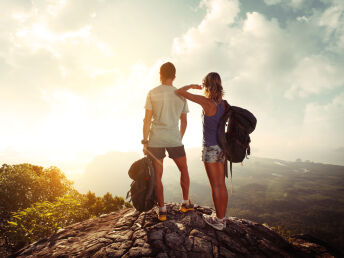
[1,0,343,178]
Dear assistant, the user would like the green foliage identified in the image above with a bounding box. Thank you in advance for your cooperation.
[82,191,129,216]
[5,190,132,250]
[0,163,73,218]
[0,163,131,254]
[270,225,292,241]
[6,195,89,250]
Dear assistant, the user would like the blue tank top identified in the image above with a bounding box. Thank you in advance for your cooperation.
[202,100,225,146]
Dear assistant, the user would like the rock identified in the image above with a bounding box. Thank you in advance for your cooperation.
[192,236,212,253]
[165,232,184,250]
[149,229,164,241]
[10,203,339,258]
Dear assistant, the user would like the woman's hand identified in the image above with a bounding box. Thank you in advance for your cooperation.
[189,84,202,90]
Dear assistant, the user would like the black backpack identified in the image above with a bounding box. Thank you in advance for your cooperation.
[126,156,156,212]
[217,100,257,179]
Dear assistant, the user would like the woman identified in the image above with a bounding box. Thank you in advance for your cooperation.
[176,72,228,230]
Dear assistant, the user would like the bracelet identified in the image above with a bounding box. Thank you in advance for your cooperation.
[141,139,148,144]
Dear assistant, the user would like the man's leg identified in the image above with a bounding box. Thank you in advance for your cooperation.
[146,147,166,208]
[152,158,164,207]
[173,155,190,201]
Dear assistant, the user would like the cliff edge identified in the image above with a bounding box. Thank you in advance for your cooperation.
[11,203,337,257]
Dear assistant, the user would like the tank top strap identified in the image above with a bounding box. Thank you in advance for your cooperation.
[217,100,225,111]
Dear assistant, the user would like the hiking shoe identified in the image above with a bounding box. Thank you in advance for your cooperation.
[202,213,226,231]
[158,210,167,222]
[180,200,195,213]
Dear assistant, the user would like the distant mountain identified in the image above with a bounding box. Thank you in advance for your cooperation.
[74,151,140,197]
[74,148,207,198]
[74,148,344,202]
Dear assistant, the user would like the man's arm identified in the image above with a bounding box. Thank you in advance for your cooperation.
[180,113,187,139]
[143,109,153,152]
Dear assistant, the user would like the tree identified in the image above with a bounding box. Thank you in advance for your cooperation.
[0,164,73,218]
[6,195,89,250]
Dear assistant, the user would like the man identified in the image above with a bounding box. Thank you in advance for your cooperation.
[142,62,194,221]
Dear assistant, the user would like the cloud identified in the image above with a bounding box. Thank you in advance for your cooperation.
[335,147,344,153]
[264,0,282,6]
[1,0,344,170]
[169,0,344,164]
[303,93,344,148]
[285,55,344,98]
[264,0,305,9]
[173,0,344,100]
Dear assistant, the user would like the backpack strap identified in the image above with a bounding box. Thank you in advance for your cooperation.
[144,157,156,207]
[229,159,233,195]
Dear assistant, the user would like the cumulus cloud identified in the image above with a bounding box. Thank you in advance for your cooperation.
[303,93,344,147]
[1,0,344,171]
[170,0,344,163]
[285,55,344,98]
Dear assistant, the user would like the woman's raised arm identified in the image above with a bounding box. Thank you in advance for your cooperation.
[175,84,209,108]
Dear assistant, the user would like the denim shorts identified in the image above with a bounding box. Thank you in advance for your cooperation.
[202,145,225,163]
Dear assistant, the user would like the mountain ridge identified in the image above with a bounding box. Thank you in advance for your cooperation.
[11,203,338,257]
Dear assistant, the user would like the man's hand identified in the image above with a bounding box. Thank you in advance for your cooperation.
[143,143,148,155]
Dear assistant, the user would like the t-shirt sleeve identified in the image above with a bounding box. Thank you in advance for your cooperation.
[182,99,189,113]
[144,91,152,110]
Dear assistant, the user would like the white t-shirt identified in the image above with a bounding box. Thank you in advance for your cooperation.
[145,84,189,147]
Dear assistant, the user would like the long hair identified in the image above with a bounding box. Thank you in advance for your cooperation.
[202,72,224,103]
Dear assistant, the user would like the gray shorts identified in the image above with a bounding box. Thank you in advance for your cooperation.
[147,145,186,160]
[202,145,225,163]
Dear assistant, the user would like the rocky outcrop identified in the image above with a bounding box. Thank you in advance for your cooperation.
[11,204,337,257]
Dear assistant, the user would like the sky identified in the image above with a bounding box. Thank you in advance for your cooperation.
[0,0,343,176]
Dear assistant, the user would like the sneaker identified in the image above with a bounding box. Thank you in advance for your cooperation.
[179,200,195,213]
[158,210,167,222]
[202,213,226,231]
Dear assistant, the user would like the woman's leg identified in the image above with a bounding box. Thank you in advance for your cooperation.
[203,161,228,219]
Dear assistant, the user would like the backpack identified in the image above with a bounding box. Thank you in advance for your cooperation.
[217,100,257,180]
[126,156,156,212]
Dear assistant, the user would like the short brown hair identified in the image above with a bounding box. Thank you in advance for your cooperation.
[202,72,224,103]
[160,62,176,79]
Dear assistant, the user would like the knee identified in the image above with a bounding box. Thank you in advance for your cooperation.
[179,165,189,175]
[212,180,226,189]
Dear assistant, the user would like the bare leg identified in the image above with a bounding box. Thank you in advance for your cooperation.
[152,159,164,207]
[203,161,228,218]
[173,155,190,200]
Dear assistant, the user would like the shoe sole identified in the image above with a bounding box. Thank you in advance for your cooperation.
[158,215,166,221]
[203,215,226,230]
[204,220,224,230]
[180,206,194,213]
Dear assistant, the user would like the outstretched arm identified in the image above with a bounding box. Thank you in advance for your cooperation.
[176,84,210,110]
